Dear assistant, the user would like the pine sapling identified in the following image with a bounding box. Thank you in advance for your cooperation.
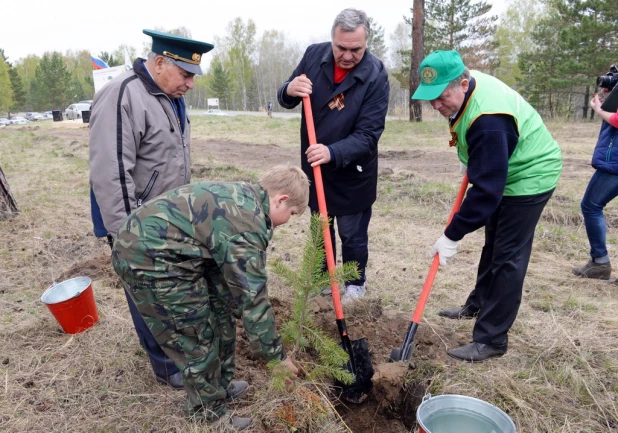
[269,213,359,390]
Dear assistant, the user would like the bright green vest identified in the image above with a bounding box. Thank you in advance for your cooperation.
[452,71,562,196]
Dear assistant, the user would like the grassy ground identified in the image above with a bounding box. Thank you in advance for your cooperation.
[1,116,617,432]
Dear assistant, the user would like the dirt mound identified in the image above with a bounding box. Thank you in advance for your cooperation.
[58,253,120,287]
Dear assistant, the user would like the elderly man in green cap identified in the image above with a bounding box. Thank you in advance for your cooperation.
[412,50,562,362]
[89,31,232,392]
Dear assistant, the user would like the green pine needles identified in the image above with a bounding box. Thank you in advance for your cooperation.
[269,213,359,389]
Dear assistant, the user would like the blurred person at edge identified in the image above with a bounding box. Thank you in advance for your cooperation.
[88,30,214,391]
[412,50,562,363]
[572,65,618,281]
[277,8,390,304]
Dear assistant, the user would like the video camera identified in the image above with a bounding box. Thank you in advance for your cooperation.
[597,64,618,90]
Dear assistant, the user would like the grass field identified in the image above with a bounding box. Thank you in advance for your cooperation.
[1,115,617,432]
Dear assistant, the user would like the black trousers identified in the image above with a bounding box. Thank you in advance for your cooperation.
[465,189,554,346]
[320,207,372,286]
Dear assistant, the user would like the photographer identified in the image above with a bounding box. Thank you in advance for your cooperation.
[572,65,618,280]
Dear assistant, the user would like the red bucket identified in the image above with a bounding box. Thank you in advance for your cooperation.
[41,277,99,334]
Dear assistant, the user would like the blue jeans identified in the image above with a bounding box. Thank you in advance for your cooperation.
[322,207,372,286]
[581,170,618,261]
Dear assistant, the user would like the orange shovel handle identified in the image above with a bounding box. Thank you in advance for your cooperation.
[410,173,469,324]
[301,78,345,321]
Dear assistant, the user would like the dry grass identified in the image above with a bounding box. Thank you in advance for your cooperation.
[1,115,618,432]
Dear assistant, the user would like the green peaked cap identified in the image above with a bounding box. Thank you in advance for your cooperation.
[143,29,214,75]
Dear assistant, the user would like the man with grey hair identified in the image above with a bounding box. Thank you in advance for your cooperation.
[89,30,224,393]
[412,50,562,362]
[277,8,390,304]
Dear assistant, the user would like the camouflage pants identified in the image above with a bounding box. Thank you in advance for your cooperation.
[122,272,237,422]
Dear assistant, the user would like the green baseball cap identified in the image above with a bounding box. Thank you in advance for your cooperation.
[143,29,214,75]
[411,50,465,100]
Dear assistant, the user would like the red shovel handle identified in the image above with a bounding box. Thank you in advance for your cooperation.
[410,173,469,324]
[301,79,345,321]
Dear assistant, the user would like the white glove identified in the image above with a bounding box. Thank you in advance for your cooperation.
[459,162,467,175]
[430,234,459,266]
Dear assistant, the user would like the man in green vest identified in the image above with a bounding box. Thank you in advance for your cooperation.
[412,50,562,362]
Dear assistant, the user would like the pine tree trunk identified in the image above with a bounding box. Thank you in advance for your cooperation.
[0,165,19,220]
[409,0,425,122]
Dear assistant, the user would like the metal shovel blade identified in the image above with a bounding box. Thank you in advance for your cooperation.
[335,337,373,404]
[389,344,415,363]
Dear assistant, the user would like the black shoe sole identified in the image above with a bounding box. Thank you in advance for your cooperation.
[438,311,478,320]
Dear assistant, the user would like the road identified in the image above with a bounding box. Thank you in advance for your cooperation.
[189,109,410,122]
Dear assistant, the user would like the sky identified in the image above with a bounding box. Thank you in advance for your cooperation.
[2,0,510,64]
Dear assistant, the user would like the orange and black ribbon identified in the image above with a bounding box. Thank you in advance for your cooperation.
[329,93,345,111]
[449,130,458,147]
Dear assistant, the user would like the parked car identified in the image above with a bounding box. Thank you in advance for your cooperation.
[65,103,91,120]
[9,116,29,125]
[26,112,45,121]
[43,111,53,119]
[205,109,228,116]
[0,117,10,126]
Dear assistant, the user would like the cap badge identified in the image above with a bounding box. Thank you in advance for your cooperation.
[421,67,438,84]
[192,53,201,62]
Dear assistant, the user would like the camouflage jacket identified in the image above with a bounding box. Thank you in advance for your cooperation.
[112,182,284,361]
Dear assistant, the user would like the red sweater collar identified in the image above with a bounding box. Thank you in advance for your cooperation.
[334,63,353,83]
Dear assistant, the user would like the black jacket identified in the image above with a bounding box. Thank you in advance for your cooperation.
[278,42,390,215]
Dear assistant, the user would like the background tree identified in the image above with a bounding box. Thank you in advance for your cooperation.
[518,0,618,118]
[8,67,26,112]
[29,52,73,110]
[493,0,546,86]
[65,50,95,100]
[424,0,499,72]
[112,45,138,68]
[0,59,14,116]
[98,51,121,67]
[14,55,40,85]
[367,17,387,62]
[410,0,425,122]
[1,50,26,113]
[254,30,303,112]
[208,57,231,109]
[216,18,257,111]
[389,21,412,85]
[386,21,412,118]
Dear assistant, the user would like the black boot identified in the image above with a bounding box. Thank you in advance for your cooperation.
[439,305,479,319]
[447,342,507,362]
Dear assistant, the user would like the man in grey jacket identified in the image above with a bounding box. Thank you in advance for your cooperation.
[89,30,215,389]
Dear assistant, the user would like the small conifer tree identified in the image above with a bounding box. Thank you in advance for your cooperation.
[269,213,359,390]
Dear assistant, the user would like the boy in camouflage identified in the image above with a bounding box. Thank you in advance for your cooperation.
[111,165,308,430]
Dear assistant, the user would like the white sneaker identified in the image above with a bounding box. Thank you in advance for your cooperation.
[341,284,366,304]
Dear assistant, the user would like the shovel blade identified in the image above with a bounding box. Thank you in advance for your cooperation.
[389,347,401,362]
[336,337,373,404]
